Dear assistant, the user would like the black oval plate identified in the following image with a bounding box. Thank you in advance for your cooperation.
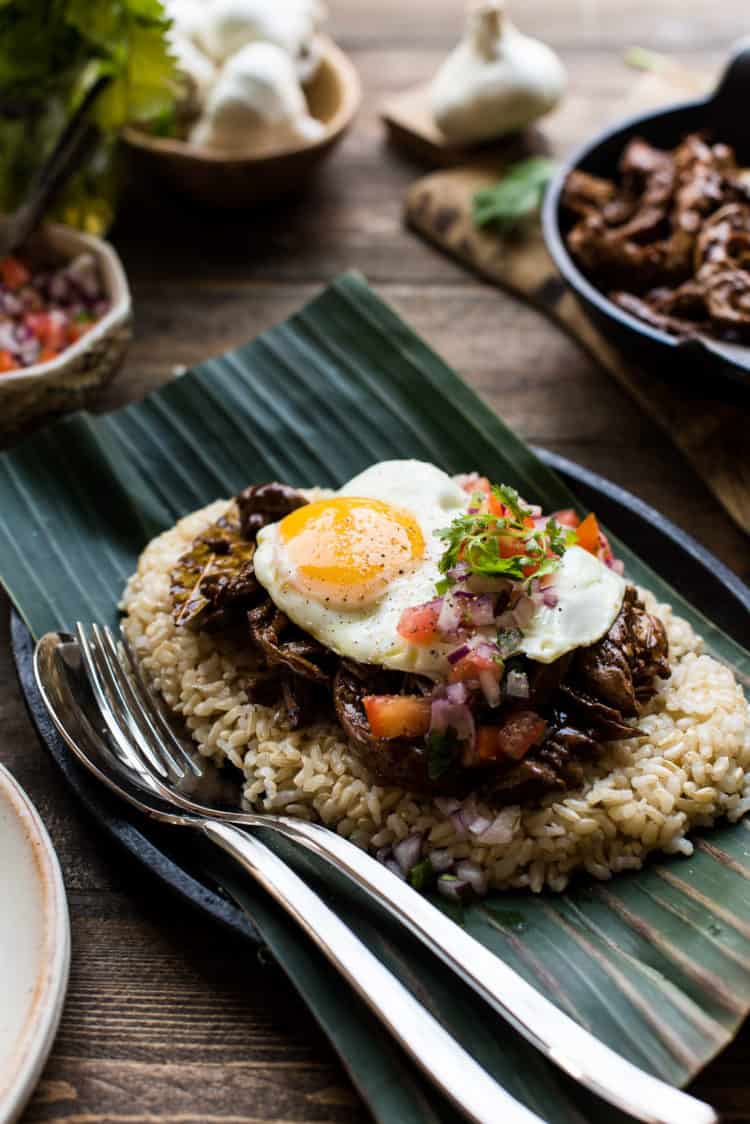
[12,450,750,947]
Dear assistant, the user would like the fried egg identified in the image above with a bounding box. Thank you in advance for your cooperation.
[519,545,626,663]
[254,460,627,677]
[253,460,470,676]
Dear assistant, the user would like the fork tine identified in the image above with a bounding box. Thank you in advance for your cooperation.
[92,625,185,780]
[114,628,203,778]
[80,622,178,780]
[75,622,168,779]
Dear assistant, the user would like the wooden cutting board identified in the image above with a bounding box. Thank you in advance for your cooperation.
[396,75,750,537]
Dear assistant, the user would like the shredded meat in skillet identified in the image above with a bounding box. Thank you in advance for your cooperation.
[169,483,670,806]
[562,132,750,340]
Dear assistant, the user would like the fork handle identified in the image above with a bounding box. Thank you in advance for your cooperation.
[199,819,542,1124]
[263,817,716,1124]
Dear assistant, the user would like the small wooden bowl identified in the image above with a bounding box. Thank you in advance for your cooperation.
[123,37,361,208]
[0,222,131,435]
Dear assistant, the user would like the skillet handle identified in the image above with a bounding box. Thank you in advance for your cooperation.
[711,37,750,113]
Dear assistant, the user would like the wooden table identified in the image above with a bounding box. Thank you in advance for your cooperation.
[4,1,749,1121]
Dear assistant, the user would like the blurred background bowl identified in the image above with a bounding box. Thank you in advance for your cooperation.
[542,40,750,389]
[122,37,362,209]
[0,222,131,436]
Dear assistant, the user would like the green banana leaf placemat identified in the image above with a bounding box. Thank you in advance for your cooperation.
[1,272,749,1124]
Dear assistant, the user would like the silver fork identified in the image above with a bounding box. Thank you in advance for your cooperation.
[37,624,717,1124]
[34,627,542,1124]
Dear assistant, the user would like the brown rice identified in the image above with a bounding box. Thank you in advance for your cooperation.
[121,499,750,893]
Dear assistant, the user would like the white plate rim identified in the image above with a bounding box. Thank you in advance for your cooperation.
[0,763,70,1124]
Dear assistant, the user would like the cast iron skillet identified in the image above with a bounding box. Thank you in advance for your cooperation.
[11,450,750,946]
[542,40,750,388]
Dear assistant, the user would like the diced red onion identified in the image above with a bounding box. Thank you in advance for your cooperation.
[454,591,495,626]
[512,596,536,629]
[475,640,500,662]
[66,253,101,301]
[447,561,470,582]
[526,504,543,517]
[506,669,530,699]
[495,610,516,630]
[445,681,468,705]
[466,574,512,595]
[477,808,518,846]
[376,845,392,864]
[437,875,470,901]
[610,559,625,575]
[434,796,461,816]
[393,833,423,874]
[468,814,492,836]
[385,859,407,881]
[428,848,454,873]
[456,860,488,895]
[430,699,475,744]
[479,668,502,708]
[542,588,559,608]
[437,595,462,638]
[450,811,467,838]
[447,644,470,665]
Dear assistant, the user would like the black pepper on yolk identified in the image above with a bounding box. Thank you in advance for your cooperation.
[279,497,425,609]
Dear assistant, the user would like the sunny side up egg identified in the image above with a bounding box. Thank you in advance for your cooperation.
[253,461,471,676]
[253,459,627,678]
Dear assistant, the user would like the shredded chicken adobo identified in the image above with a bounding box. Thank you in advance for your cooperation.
[562,133,750,339]
[169,483,669,808]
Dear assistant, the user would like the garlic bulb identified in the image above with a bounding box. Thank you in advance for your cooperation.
[430,1,566,144]
[189,42,325,154]
[192,0,326,78]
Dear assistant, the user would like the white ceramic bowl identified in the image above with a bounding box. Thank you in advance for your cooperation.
[0,221,132,434]
[0,763,70,1123]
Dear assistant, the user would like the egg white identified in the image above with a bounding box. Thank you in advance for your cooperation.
[519,545,626,663]
[253,460,470,677]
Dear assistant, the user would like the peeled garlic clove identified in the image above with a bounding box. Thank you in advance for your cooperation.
[189,41,324,154]
[171,33,217,102]
[430,1,566,144]
[193,0,325,79]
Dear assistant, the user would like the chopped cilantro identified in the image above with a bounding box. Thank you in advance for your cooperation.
[497,628,523,658]
[435,482,574,588]
[408,858,435,891]
[427,727,460,780]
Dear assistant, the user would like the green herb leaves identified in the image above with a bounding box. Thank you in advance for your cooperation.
[427,728,461,780]
[0,0,175,227]
[436,484,574,587]
[472,156,557,234]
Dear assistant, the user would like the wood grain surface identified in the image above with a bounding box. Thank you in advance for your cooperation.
[2,1,749,1121]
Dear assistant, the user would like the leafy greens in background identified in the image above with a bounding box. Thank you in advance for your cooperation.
[472,156,557,233]
[0,0,175,233]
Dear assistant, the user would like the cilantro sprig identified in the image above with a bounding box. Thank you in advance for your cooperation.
[436,484,576,587]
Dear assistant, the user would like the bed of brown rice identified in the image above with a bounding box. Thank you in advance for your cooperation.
[121,498,750,893]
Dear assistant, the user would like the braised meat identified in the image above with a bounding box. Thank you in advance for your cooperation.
[170,514,260,630]
[562,132,750,340]
[237,482,307,538]
[169,483,671,808]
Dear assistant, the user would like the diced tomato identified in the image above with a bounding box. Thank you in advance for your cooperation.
[0,350,18,373]
[397,601,442,646]
[463,475,491,496]
[363,695,431,739]
[67,319,91,344]
[553,508,580,529]
[38,347,59,364]
[475,711,547,762]
[449,650,501,683]
[0,256,31,290]
[576,512,600,554]
[25,311,67,351]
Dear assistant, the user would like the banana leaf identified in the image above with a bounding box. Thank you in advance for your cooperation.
[1,271,749,1123]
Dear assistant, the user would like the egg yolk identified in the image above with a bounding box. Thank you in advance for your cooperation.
[278,497,425,608]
